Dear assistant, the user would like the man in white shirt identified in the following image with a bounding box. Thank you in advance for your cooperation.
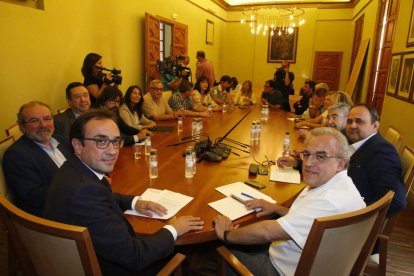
[213,127,365,275]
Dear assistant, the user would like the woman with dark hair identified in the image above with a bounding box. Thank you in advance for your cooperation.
[81,53,112,105]
[119,85,156,130]
[229,77,242,94]
[192,76,221,111]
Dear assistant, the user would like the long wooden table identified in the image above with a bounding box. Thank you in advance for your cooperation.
[111,105,305,245]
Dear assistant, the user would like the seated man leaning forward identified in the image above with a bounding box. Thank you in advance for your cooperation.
[142,79,185,121]
[213,127,365,276]
[44,110,204,275]
[168,81,210,117]
[260,79,285,110]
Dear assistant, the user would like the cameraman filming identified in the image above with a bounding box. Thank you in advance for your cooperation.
[159,55,191,93]
[81,53,122,106]
[273,60,295,111]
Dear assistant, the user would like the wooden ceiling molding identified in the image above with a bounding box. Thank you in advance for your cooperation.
[210,0,359,10]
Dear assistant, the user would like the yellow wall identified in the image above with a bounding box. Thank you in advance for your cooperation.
[0,0,413,148]
[380,0,414,148]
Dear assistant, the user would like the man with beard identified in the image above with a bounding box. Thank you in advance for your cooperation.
[3,101,73,216]
[95,86,149,146]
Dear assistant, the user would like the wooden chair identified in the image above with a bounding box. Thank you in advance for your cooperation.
[0,136,15,202]
[384,126,402,153]
[5,123,22,140]
[364,146,414,276]
[217,191,394,276]
[0,195,186,276]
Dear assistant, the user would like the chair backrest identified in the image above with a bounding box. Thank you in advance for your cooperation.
[295,191,394,276]
[384,126,402,152]
[400,146,414,196]
[0,195,102,276]
[5,123,22,140]
[0,136,15,202]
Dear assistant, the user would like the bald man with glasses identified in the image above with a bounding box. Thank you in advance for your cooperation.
[44,110,203,275]
[3,101,73,216]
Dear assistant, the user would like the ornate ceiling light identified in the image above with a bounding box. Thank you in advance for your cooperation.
[240,6,305,36]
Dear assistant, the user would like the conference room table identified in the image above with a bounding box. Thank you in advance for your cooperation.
[111,104,306,245]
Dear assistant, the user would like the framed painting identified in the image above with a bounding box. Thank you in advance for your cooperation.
[267,27,298,63]
[396,52,414,101]
[407,2,414,47]
[206,20,214,45]
[386,53,402,95]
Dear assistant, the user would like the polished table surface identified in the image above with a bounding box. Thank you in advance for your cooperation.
[111,105,306,245]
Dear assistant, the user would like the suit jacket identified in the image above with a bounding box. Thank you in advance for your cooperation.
[43,157,175,275]
[3,134,73,217]
[348,133,406,216]
[53,108,77,138]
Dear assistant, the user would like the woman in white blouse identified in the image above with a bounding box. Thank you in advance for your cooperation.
[119,85,156,130]
[235,80,256,106]
[192,76,221,111]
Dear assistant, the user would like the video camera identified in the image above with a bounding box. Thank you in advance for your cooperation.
[96,66,123,85]
[156,55,191,80]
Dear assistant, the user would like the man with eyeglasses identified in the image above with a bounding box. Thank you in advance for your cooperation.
[346,104,406,217]
[213,127,365,275]
[142,79,185,121]
[44,110,204,275]
[260,80,286,110]
[3,101,73,216]
[96,86,149,146]
[54,82,91,137]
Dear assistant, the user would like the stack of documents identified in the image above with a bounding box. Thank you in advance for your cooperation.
[270,166,301,184]
[208,182,276,220]
[125,189,193,219]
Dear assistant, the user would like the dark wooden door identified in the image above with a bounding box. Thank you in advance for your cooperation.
[350,15,365,76]
[313,51,343,91]
[145,13,160,91]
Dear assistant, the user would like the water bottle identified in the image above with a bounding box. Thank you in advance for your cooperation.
[261,105,266,121]
[198,118,203,131]
[192,118,199,137]
[257,121,261,141]
[185,148,194,178]
[264,104,269,121]
[191,147,197,175]
[207,105,212,115]
[149,149,158,179]
[283,132,290,156]
[177,116,183,132]
[250,122,256,141]
[222,101,227,113]
[144,133,151,155]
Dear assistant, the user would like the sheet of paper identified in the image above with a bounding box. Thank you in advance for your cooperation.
[124,189,193,220]
[270,166,301,184]
[215,182,276,203]
[208,197,255,220]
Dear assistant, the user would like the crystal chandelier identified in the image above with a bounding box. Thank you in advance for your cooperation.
[240,7,305,36]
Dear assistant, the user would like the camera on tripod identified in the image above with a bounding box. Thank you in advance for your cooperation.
[156,55,191,80]
[97,66,123,85]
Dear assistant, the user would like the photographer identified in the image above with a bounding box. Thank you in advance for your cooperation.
[273,60,295,111]
[159,55,191,93]
[81,53,122,106]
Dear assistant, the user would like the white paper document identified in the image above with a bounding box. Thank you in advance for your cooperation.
[208,182,276,220]
[124,188,193,220]
[270,166,301,184]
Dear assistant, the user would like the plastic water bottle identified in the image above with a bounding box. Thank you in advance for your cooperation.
[149,149,158,179]
[144,133,151,155]
[222,101,227,113]
[250,122,256,141]
[283,132,290,156]
[264,104,269,121]
[207,105,212,115]
[197,118,203,131]
[185,148,194,178]
[261,105,266,121]
[177,116,183,132]
[257,121,261,141]
[191,147,197,175]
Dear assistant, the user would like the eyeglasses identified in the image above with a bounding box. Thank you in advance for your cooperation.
[83,137,124,149]
[299,151,343,163]
[327,114,345,120]
[151,87,163,92]
[346,118,367,125]
[22,116,53,125]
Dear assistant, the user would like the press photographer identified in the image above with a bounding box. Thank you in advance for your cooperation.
[157,55,192,92]
[96,66,123,85]
[273,60,295,111]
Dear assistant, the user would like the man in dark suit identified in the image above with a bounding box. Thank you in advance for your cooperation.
[3,101,73,216]
[346,104,406,216]
[54,82,91,137]
[44,110,204,275]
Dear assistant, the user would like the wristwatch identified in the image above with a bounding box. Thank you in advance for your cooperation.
[223,230,231,243]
